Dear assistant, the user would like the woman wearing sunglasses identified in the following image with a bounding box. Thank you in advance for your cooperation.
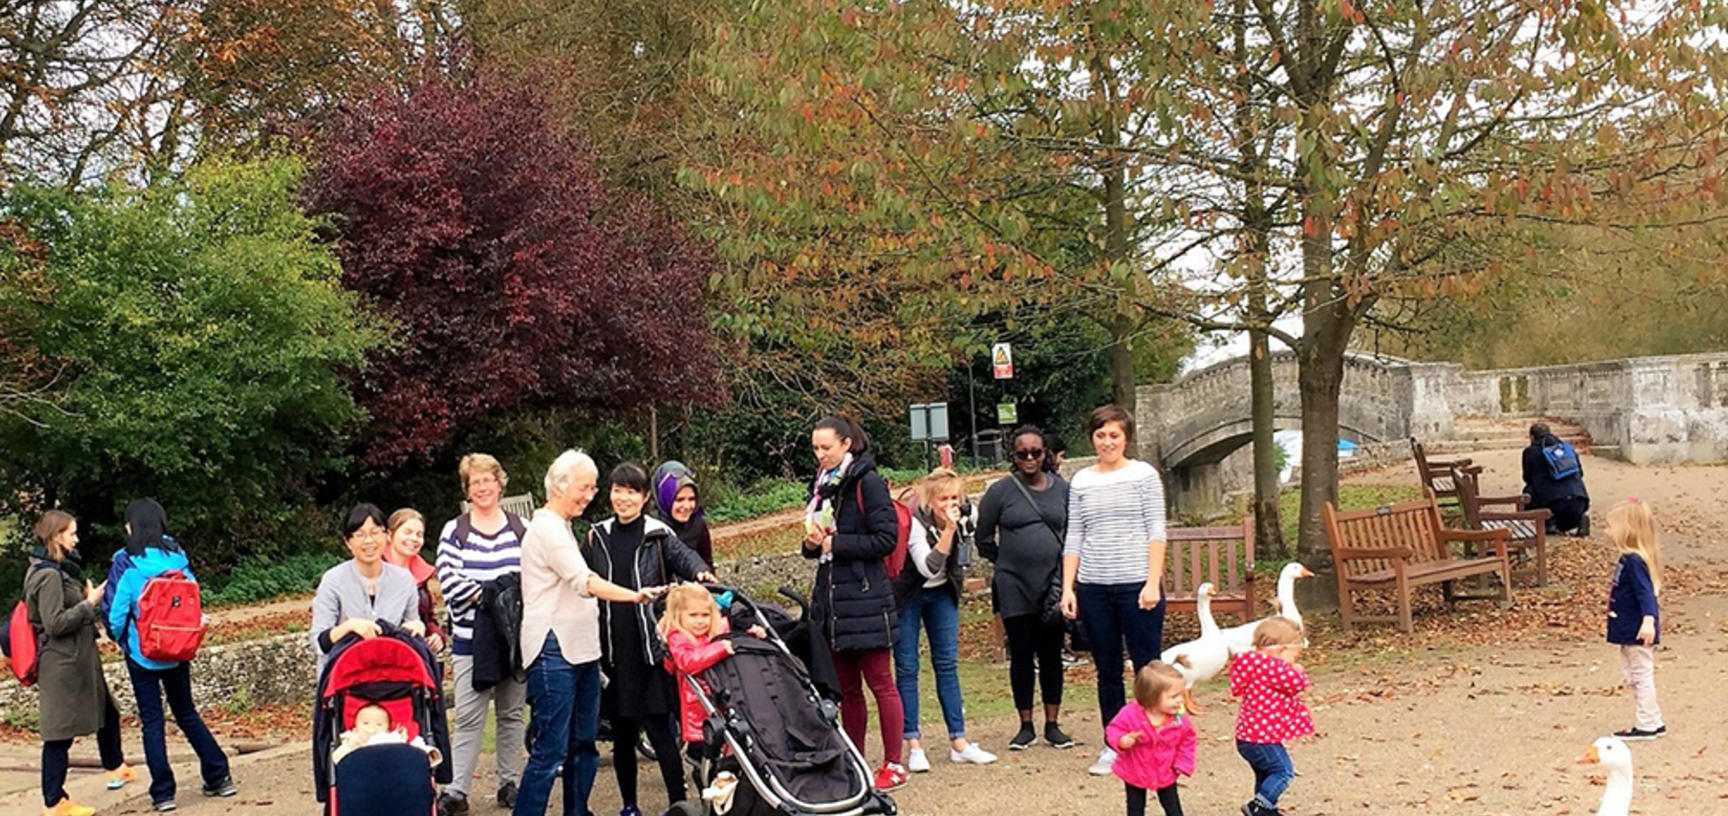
[975,425,1073,751]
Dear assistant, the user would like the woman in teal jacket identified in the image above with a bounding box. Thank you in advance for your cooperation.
[104,499,236,812]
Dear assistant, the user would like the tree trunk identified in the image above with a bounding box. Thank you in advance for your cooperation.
[1295,320,1347,568]
[1235,0,1285,559]
[1249,330,1286,558]
[1109,311,1136,414]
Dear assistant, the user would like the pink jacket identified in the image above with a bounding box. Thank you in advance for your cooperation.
[666,620,732,743]
[1229,650,1314,744]
[1105,704,1197,791]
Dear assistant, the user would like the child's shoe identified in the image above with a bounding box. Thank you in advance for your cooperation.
[106,763,137,790]
[43,800,96,816]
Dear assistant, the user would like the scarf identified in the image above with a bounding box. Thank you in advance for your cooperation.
[385,548,437,585]
[804,452,853,534]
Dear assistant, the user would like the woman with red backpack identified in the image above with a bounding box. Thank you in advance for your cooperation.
[104,498,235,812]
[24,510,132,816]
[803,416,908,791]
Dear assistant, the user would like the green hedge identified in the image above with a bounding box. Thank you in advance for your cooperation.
[201,550,341,607]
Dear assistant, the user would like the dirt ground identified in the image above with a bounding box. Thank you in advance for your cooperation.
[3,449,1722,816]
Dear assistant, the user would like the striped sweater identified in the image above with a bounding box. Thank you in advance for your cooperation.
[436,515,524,655]
[1063,460,1167,586]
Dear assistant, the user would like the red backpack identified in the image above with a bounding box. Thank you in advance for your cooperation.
[3,600,41,685]
[856,482,914,580]
[135,570,206,663]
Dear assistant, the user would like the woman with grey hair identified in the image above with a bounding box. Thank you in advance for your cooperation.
[514,450,666,816]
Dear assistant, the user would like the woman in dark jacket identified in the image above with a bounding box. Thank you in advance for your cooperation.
[652,461,714,567]
[26,510,133,816]
[976,425,1073,751]
[583,462,712,816]
[803,416,907,791]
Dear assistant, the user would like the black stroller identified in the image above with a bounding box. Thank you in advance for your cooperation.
[669,585,895,816]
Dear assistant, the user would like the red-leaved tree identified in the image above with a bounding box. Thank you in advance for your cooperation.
[308,71,717,468]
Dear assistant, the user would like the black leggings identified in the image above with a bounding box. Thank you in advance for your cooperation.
[1003,614,1064,711]
[1126,783,1183,816]
[611,713,685,808]
[43,696,125,807]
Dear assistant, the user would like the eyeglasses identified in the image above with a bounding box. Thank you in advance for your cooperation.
[1013,449,1046,461]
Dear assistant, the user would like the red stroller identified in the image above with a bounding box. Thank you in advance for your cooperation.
[312,626,453,815]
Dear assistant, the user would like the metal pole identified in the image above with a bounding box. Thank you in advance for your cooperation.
[968,359,979,468]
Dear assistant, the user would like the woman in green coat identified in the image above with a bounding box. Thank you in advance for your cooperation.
[25,510,133,816]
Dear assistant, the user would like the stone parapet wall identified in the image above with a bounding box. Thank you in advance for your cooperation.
[0,633,314,728]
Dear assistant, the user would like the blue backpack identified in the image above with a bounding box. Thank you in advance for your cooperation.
[1542,439,1581,480]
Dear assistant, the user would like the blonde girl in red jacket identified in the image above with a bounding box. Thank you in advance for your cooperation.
[660,585,766,766]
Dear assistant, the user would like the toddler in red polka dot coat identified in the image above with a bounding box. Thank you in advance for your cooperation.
[1228,617,1312,816]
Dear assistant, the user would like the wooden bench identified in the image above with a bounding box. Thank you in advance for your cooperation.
[1410,438,1476,509]
[1325,496,1512,633]
[1163,518,1258,622]
[1452,466,1551,586]
[461,492,538,518]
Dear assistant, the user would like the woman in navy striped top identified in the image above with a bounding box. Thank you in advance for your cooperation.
[1059,404,1168,778]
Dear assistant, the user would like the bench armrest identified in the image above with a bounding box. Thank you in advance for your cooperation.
[1438,528,1511,543]
[1334,547,1414,561]
[1476,493,1529,509]
[1425,456,1473,469]
[1479,510,1551,524]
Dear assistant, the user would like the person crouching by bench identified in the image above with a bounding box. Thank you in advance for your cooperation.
[1522,423,1590,536]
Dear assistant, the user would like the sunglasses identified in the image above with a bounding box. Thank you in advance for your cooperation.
[1013,449,1046,460]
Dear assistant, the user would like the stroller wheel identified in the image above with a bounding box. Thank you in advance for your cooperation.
[638,734,657,762]
[663,802,705,816]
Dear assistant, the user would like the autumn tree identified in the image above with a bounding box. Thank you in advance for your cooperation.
[307,70,718,469]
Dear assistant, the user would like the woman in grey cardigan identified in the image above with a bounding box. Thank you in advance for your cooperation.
[311,503,423,670]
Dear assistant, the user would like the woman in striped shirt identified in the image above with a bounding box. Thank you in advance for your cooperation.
[1059,404,1168,778]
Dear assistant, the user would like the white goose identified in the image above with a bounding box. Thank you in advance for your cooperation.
[1159,582,1230,713]
[1579,736,1633,816]
[1222,562,1314,655]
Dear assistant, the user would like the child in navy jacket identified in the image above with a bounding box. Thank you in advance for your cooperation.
[1604,498,1664,740]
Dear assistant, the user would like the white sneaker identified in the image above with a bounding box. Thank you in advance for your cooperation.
[950,744,998,765]
[1087,747,1117,776]
[905,748,931,773]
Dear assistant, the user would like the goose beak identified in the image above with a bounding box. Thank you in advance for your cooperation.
[1577,745,1601,765]
[1298,566,1315,578]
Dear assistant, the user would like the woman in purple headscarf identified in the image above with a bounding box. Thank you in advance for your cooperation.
[652,461,713,568]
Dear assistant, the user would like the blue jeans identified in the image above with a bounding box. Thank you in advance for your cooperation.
[125,660,230,804]
[894,586,965,741]
[1075,582,1164,741]
[1236,740,1295,810]
[515,634,602,816]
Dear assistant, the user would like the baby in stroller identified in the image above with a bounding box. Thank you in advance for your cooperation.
[333,703,444,767]
[312,626,452,816]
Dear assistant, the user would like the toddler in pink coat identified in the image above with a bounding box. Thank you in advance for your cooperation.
[1106,661,1196,816]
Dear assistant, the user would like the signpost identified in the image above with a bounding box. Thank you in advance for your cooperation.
[992,343,1014,379]
[910,402,950,470]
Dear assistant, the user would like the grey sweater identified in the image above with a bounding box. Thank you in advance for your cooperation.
[310,560,420,671]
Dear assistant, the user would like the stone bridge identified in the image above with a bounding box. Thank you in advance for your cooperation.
[1137,350,1728,515]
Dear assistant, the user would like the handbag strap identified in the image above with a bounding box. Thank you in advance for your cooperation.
[1006,475,1062,541]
